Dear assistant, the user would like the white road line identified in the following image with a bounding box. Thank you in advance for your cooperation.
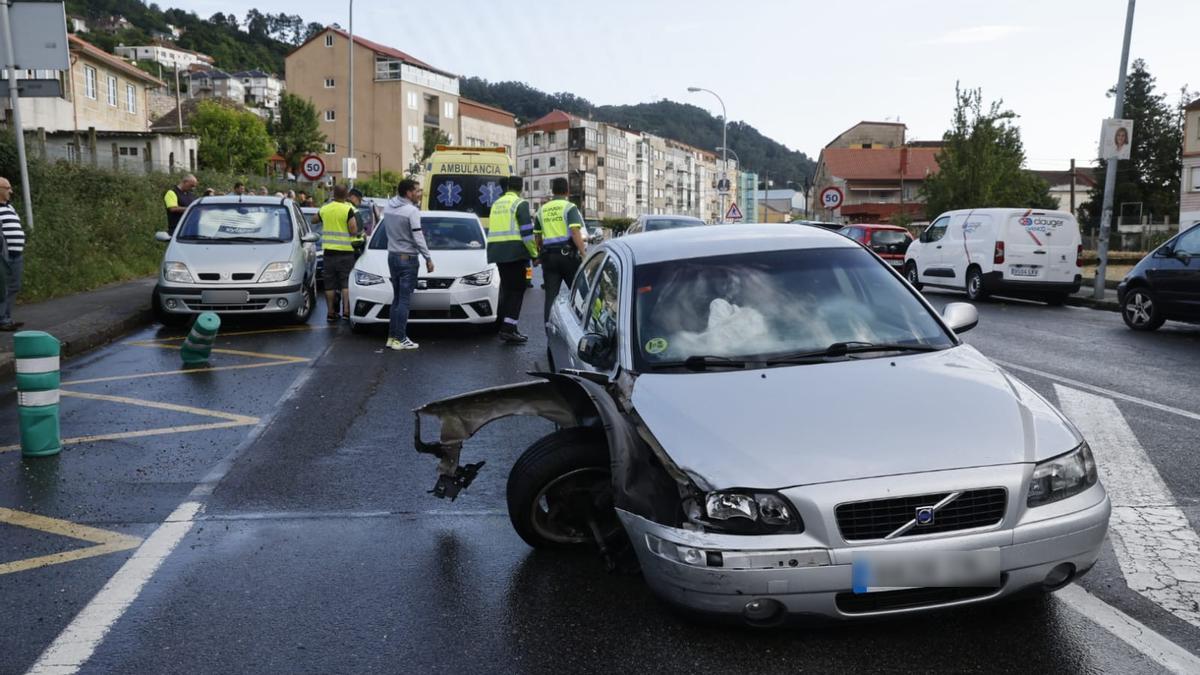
[1056,384,1200,630]
[997,359,1200,423]
[25,501,202,675]
[25,341,333,675]
[1057,584,1200,675]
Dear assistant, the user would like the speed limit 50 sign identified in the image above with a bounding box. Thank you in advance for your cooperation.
[301,155,326,181]
[820,186,844,210]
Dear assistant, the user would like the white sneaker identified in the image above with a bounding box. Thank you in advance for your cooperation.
[385,338,400,350]
[393,337,419,350]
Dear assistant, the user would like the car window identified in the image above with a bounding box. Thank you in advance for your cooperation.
[871,230,911,250]
[1174,225,1200,255]
[585,259,620,350]
[923,217,949,243]
[293,205,309,236]
[369,216,484,251]
[571,252,606,319]
[177,204,293,243]
[644,217,705,232]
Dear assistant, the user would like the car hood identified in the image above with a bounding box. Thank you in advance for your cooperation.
[356,249,492,279]
[166,241,294,278]
[629,345,1080,490]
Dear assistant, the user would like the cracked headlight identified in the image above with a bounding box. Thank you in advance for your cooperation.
[702,491,802,534]
[163,261,193,284]
[258,262,293,283]
[460,269,494,286]
[1027,442,1097,507]
[354,269,386,286]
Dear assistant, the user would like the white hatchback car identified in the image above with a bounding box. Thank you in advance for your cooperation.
[348,210,499,330]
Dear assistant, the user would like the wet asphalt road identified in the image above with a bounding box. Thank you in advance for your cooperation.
[0,282,1198,674]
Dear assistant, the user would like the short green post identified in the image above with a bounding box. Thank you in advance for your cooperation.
[14,331,62,458]
[180,312,220,365]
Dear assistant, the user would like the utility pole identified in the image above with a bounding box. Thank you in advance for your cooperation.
[688,87,726,223]
[1,0,34,230]
[174,67,182,132]
[1095,0,1136,299]
[347,0,355,187]
[1069,158,1076,214]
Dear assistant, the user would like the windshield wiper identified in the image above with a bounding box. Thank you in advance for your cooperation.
[649,355,750,372]
[217,236,282,243]
[767,341,943,364]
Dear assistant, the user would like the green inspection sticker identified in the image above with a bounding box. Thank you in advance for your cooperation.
[645,338,668,354]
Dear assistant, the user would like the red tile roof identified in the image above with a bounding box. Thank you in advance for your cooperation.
[70,35,165,87]
[821,147,940,181]
[290,27,455,79]
[520,109,574,132]
[1185,98,1200,112]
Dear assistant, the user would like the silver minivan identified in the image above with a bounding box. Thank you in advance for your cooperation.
[153,196,319,325]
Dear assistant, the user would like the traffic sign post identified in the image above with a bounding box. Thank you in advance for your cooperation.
[725,202,743,222]
[820,186,844,212]
[301,155,326,181]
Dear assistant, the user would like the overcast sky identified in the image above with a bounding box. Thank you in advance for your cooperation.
[173,0,1197,169]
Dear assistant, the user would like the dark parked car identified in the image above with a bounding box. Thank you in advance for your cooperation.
[1117,223,1200,331]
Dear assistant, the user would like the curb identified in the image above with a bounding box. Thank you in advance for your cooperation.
[0,306,154,381]
[1065,295,1120,313]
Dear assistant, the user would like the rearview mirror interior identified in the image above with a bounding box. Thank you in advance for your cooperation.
[942,302,979,334]
[577,333,615,370]
[154,231,172,243]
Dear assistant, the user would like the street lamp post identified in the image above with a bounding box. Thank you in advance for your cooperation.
[716,145,742,220]
[688,87,726,223]
[348,0,355,187]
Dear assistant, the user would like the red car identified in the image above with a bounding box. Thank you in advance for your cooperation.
[837,224,914,269]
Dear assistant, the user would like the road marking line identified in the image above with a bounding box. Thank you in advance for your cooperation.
[127,342,309,363]
[62,360,303,386]
[25,501,201,675]
[1056,384,1200,630]
[0,509,141,576]
[128,324,334,344]
[1057,584,1200,675]
[997,359,1200,423]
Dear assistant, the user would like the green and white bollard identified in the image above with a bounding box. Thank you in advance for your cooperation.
[180,312,220,365]
[14,331,62,458]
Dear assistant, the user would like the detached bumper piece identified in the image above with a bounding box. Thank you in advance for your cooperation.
[429,461,485,501]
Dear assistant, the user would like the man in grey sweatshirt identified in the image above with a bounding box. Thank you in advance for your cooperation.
[382,179,434,350]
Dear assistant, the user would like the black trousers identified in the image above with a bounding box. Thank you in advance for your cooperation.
[496,260,528,329]
[541,247,581,321]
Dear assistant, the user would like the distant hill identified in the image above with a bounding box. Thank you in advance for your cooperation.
[460,77,816,186]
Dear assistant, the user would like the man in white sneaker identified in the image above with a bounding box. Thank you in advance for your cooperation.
[381,178,433,350]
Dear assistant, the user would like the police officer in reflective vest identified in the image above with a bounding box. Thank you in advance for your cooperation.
[535,177,587,322]
[487,175,536,343]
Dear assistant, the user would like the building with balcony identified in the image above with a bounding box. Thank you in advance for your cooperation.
[285,26,459,179]
[232,70,284,110]
[187,70,245,104]
[1181,98,1200,230]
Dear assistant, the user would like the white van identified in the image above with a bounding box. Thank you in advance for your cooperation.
[904,208,1083,304]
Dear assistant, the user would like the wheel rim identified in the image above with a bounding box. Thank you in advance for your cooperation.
[907,266,918,283]
[968,274,980,296]
[300,286,312,318]
[1125,292,1153,326]
[530,467,611,544]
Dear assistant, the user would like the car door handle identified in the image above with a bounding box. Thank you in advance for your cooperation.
[935,245,942,249]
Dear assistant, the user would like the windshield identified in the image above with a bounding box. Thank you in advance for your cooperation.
[370,216,485,251]
[177,204,293,243]
[632,247,954,371]
[643,217,706,232]
[427,175,506,219]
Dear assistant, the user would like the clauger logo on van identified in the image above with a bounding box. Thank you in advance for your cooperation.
[1019,217,1033,227]
[1021,217,1064,233]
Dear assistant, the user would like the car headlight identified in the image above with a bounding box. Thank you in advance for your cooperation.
[354,269,386,286]
[1027,442,1098,507]
[258,262,293,283]
[702,491,803,534]
[163,261,193,284]
[460,269,493,286]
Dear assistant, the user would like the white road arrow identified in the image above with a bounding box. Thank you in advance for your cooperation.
[1056,384,1200,629]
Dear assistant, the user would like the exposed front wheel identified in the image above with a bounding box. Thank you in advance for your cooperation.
[1122,287,1166,331]
[904,262,923,290]
[290,281,316,324]
[506,427,617,549]
[966,267,988,301]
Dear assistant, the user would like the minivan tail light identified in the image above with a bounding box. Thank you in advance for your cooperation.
[1076,244,1083,267]
[994,241,1005,265]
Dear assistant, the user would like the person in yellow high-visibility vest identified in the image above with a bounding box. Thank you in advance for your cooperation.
[312,184,359,322]
[487,175,536,343]
[534,177,587,322]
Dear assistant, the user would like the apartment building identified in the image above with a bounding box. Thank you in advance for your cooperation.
[233,70,284,110]
[115,43,214,72]
[187,70,246,104]
[286,27,460,179]
[1181,98,1200,230]
[459,99,516,160]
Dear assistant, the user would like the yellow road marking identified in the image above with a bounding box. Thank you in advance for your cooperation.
[130,324,335,344]
[128,342,308,363]
[62,359,302,386]
[59,390,259,424]
[0,508,141,575]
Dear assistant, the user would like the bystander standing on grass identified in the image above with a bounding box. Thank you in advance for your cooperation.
[0,176,24,330]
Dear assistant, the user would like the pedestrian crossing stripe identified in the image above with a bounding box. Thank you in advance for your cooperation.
[0,508,141,576]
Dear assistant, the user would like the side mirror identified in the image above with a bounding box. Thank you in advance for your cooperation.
[301,232,320,243]
[154,231,172,243]
[942,302,979,334]
[577,332,615,369]
[1156,245,1175,258]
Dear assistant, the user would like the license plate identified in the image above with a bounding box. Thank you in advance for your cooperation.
[1009,265,1040,278]
[201,290,250,304]
[851,549,1001,593]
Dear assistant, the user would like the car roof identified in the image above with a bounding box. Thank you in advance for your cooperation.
[848,223,909,231]
[608,223,857,265]
[193,195,294,206]
[421,210,479,220]
[938,207,1076,219]
[639,214,705,221]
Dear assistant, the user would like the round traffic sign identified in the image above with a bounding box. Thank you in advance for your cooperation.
[820,186,844,210]
[301,155,325,181]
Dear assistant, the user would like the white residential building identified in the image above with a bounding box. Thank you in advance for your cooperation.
[114,44,214,73]
[187,70,245,104]
[233,70,284,110]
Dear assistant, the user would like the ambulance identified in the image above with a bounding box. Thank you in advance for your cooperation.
[422,146,511,228]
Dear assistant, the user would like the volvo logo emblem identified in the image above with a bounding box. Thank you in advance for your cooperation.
[915,506,936,526]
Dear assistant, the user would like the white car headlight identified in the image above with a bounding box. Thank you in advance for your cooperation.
[1027,442,1098,507]
[702,491,802,534]
[460,269,494,286]
[354,269,386,286]
[258,262,293,283]
[163,261,193,284]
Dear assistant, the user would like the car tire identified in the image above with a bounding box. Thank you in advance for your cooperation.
[507,427,615,550]
[151,289,187,328]
[1122,287,1166,331]
[1045,293,1069,307]
[290,281,316,324]
[965,266,988,301]
[904,262,923,290]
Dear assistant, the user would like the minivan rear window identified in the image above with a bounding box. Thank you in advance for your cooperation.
[870,230,911,253]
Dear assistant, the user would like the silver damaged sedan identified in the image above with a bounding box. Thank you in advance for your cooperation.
[414,224,1110,625]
